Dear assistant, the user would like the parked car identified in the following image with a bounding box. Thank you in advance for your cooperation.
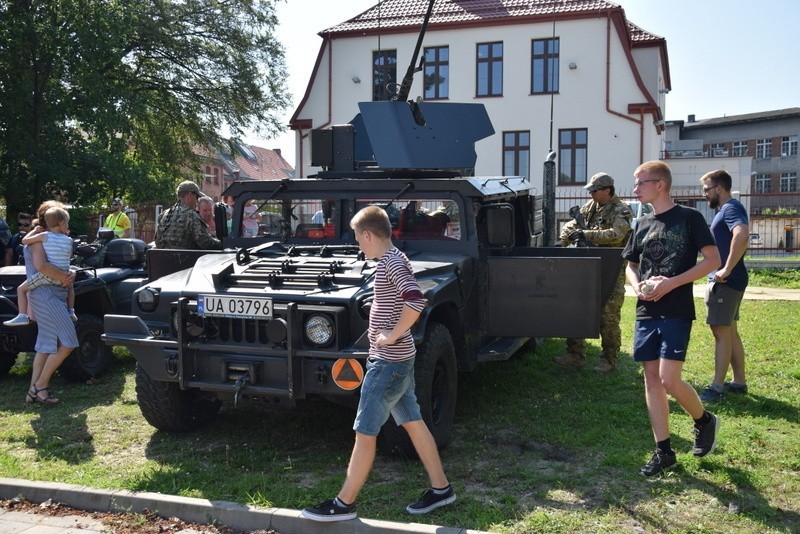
[749,233,763,247]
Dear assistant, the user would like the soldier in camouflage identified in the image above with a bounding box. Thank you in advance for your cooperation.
[555,172,632,373]
[155,181,222,250]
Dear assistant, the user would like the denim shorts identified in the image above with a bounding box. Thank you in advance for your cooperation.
[353,357,422,436]
[705,282,744,326]
[632,318,692,362]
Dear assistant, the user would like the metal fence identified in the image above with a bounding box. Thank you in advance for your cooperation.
[555,187,800,259]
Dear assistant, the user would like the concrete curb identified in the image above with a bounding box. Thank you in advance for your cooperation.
[0,478,487,534]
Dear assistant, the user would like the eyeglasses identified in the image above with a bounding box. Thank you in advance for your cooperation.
[17,222,31,227]
[634,179,661,188]
[702,184,719,193]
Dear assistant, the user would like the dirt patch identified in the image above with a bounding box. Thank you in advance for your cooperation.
[0,497,277,533]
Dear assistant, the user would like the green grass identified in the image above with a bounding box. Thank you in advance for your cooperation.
[748,268,800,289]
[1,298,799,533]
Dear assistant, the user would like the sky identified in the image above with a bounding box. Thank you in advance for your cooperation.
[257,0,800,165]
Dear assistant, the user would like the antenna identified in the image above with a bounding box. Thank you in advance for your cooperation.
[395,0,436,103]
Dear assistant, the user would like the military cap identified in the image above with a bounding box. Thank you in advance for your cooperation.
[584,172,614,192]
[176,180,203,196]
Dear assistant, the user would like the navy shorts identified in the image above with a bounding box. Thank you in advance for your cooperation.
[353,356,422,436]
[632,318,692,362]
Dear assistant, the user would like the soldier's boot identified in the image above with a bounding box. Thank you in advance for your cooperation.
[593,352,617,373]
[553,353,586,369]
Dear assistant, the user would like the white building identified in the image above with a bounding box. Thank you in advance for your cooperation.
[290,0,670,195]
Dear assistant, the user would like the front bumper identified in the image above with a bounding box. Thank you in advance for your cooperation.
[103,305,369,402]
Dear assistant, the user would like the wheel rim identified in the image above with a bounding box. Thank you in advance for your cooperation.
[79,333,102,366]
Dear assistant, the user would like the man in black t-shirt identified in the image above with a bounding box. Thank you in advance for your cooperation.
[622,161,721,477]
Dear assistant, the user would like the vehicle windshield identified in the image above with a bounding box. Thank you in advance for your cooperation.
[355,199,461,240]
[232,196,462,241]
[235,197,337,239]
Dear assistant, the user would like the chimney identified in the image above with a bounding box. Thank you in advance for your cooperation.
[688,114,696,123]
[273,148,282,156]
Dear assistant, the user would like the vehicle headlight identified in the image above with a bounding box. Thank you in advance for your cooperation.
[137,288,159,312]
[304,314,334,347]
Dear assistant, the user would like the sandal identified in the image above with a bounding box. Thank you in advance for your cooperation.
[25,387,37,405]
[31,385,59,405]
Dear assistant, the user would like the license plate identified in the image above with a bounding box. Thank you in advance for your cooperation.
[197,294,273,319]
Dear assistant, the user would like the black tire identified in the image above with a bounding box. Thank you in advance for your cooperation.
[58,315,113,382]
[135,363,221,432]
[0,349,18,376]
[381,322,458,457]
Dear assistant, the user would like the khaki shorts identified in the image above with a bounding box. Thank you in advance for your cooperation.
[705,282,744,326]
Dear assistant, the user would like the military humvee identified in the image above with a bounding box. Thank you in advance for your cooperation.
[103,113,622,455]
[103,2,623,454]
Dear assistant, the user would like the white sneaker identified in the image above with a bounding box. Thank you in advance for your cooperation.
[4,314,30,327]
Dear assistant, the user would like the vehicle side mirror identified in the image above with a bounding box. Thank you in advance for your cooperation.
[486,204,514,248]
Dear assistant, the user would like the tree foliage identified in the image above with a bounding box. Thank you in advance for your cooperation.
[0,0,289,217]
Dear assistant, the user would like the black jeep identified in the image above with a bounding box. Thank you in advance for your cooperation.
[103,154,622,453]
[102,4,622,451]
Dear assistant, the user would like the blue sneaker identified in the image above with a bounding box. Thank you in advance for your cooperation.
[723,381,748,395]
[700,385,723,403]
[3,314,30,327]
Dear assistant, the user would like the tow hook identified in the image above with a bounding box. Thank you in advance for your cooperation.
[232,371,249,407]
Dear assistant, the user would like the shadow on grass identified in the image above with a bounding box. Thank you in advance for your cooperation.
[617,463,800,533]
[444,340,800,531]
[135,396,357,502]
[0,353,129,465]
[706,392,799,424]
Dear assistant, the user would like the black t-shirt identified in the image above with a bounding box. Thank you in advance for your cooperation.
[7,232,23,265]
[622,204,715,321]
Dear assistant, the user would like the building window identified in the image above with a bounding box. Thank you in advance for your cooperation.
[531,38,559,94]
[756,138,772,159]
[476,42,503,97]
[780,172,797,193]
[423,46,449,100]
[213,168,220,185]
[558,128,588,185]
[502,131,530,179]
[204,166,212,182]
[732,140,748,157]
[781,136,798,156]
[372,50,397,101]
[709,143,727,157]
[754,174,771,193]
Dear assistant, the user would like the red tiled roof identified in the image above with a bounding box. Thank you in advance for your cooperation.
[322,0,659,36]
[626,20,663,44]
[194,143,294,182]
[233,144,294,181]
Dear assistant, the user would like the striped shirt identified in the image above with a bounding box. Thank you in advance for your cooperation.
[368,247,426,361]
[42,232,73,271]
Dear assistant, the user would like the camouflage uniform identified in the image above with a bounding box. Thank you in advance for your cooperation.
[559,195,632,369]
[155,201,222,250]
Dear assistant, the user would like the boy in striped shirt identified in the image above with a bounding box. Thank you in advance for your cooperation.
[302,205,455,522]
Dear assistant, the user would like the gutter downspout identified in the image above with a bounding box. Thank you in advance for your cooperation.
[604,11,644,162]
